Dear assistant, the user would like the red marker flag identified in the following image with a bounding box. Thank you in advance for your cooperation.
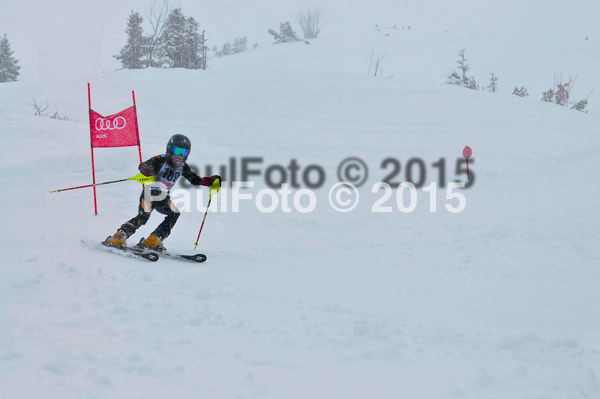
[462,145,472,180]
[89,107,140,148]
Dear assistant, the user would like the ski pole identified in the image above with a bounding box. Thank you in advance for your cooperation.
[50,173,156,193]
[194,178,221,250]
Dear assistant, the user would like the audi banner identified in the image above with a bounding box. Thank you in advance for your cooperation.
[89,106,139,148]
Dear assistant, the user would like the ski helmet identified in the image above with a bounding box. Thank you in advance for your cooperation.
[166,134,191,167]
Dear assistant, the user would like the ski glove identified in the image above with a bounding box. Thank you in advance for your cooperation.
[200,175,221,187]
[139,164,154,177]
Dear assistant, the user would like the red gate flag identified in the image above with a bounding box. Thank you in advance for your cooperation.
[90,107,140,148]
[88,83,143,215]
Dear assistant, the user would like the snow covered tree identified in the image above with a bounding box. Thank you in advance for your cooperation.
[447,71,461,85]
[182,19,206,69]
[467,76,478,90]
[447,49,472,88]
[541,89,554,102]
[213,37,248,57]
[268,22,300,44]
[232,37,248,53]
[487,73,498,92]
[571,99,588,112]
[512,86,529,97]
[456,49,470,86]
[222,42,232,56]
[0,33,21,82]
[213,43,229,57]
[159,8,207,69]
[159,8,186,68]
[115,11,147,69]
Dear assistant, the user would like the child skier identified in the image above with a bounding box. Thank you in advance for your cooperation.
[104,134,220,252]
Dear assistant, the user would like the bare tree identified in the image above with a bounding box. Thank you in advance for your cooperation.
[295,5,325,40]
[31,98,49,116]
[30,98,76,120]
[374,54,387,76]
[145,0,176,67]
[369,51,387,77]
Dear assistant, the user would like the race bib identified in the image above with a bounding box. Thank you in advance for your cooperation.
[152,161,182,192]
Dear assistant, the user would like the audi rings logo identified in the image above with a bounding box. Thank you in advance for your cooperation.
[95,116,127,131]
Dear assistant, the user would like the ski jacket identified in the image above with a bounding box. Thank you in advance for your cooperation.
[139,154,206,192]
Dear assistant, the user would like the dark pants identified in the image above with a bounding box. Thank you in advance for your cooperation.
[120,188,180,240]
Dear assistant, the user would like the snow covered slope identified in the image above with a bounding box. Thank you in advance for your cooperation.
[1,1,600,398]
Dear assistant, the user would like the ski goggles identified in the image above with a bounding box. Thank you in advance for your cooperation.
[171,147,190,157]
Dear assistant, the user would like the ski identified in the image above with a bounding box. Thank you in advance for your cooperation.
[157,251,207,263]
[81,240,159,262]
[136,248,207,263]
[134,238,207,263]
[110,245,160,262]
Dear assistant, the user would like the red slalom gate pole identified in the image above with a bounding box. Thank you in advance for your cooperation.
[466,160,470,180]
[88,83,98,215]
[462,145,473,181]
[132,90,143,164]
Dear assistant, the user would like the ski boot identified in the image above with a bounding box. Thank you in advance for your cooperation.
[103,230,128,249]
[137,234,166,253]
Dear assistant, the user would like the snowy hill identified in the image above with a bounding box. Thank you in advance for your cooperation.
[1,1,600,398]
